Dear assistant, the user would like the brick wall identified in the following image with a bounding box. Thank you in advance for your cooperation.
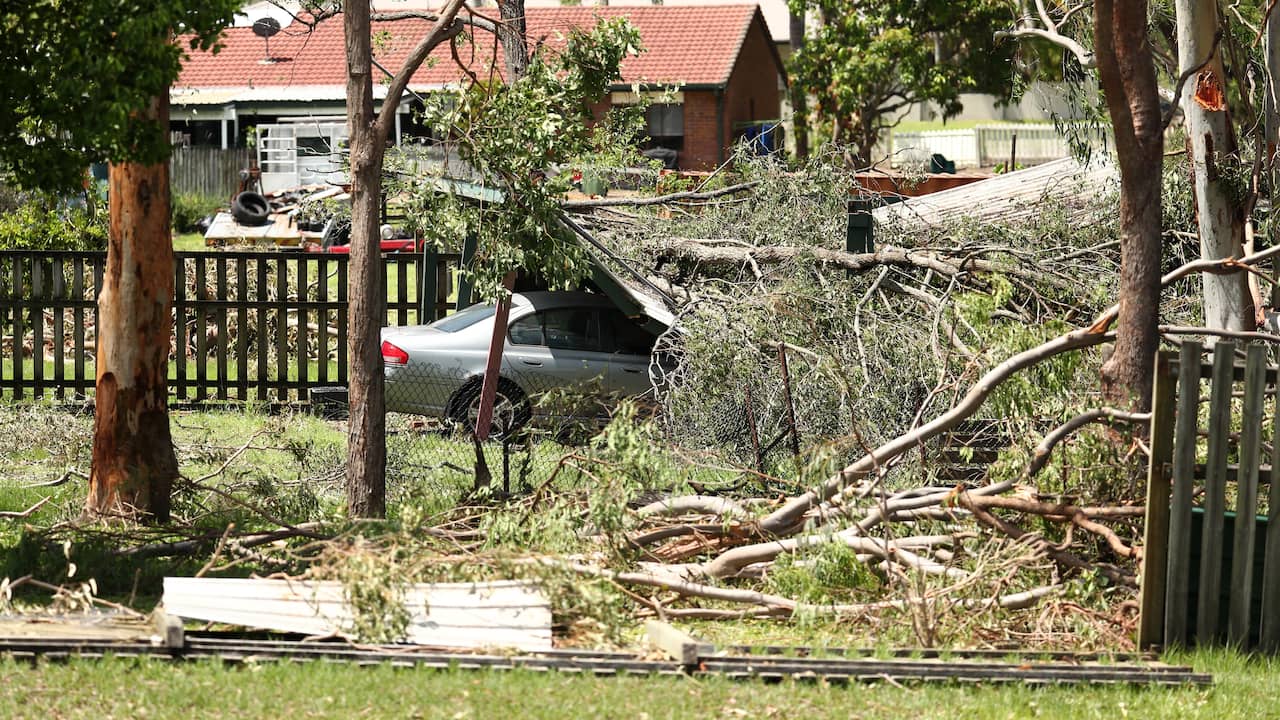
[588,10,784,171]
[722,13,783,155]
[681,91,722,170]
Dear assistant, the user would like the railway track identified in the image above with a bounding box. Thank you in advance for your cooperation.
[0,632,1212,686]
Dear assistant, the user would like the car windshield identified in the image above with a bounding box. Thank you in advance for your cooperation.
[429,303,497,333]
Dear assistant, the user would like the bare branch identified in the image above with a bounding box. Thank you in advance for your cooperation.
[996,27,1095,69]
[751,242,1280,538]
[562,181,760,209]
[635,495,751,521]
[374,0,469,143]
[1027,407,1150,478]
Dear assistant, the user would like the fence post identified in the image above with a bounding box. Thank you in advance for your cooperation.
[1164,340,1202,647]
[456,232,478,309]
[1138,350,1177,649]
[1262,345,1280,652]
[1228,343,1267,646]
[1198,342,1236,642]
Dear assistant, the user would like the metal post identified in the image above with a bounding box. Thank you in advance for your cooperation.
[777,344,801,458]
[1009,133,1017,172]
[846,198,873,254]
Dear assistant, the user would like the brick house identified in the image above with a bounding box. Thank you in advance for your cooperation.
[173,5,785,173]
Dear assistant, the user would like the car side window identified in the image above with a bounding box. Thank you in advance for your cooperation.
[508,314,544,346]
[508,308,600,351]
[543,308,599,351]
[600,308,657,355]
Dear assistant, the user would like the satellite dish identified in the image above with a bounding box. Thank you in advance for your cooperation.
[253,17,281,62]
[252,17,281,38]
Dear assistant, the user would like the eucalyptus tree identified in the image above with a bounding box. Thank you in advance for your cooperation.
[1174,0,1251,332]
[0,1,236,520]
[1003,1,1162,408]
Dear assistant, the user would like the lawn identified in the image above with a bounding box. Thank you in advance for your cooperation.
[174,231,207,252]
[0,647,1273,719]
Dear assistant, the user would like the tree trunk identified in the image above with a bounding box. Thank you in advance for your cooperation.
[497,0,529,81]
[87,95,177,522]
[1266,3,1280,310]
[1175,0,1252,331]
[788,9,809,160]
[344,0,387,518]
[1094,0,1163,409]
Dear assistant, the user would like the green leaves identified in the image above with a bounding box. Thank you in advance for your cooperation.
[0,0,237,191]
[788,0,1016,161]
[393,19,645,298]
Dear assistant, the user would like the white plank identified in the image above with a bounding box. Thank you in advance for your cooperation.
[162,577,552,651]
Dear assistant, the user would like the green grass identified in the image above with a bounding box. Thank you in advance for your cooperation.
[173,231,207,252]
[0,647,1273,719]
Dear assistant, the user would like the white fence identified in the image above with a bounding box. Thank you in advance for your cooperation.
[891,124,1070,169]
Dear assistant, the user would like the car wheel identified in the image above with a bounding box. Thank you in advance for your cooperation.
[446,377,531,438]
[231,191,271,226]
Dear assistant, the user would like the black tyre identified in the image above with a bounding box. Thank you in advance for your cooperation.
[446,377,531,438]
[231,191,271,226]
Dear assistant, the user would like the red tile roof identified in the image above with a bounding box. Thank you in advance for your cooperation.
[177,5,764,92]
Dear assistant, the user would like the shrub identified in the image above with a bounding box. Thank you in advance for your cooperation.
[0,197,107,251]
[172,192,223,233]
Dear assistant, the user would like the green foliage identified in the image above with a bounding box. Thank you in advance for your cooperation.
[764,539,879,604]
[394,19,645,298]
[170,192,222,234]
[0,198,107,251]
[954,276,1083,419]
[788,0,1016,161]
[294,196,351,230]
[330,538,412,644]
[0,1,237,191]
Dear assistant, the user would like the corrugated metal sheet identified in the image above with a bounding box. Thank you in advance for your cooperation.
[871,156,1118,229]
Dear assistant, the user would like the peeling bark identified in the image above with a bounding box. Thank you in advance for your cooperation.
[1176,0,1252,332]
[87,95,177,522]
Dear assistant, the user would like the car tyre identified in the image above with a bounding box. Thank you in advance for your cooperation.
[231,191,271,226]
[446,377,531,439]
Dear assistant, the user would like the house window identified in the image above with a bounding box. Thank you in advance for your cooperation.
[645,104,684,151]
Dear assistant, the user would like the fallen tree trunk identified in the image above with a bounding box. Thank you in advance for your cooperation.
[656,239,1074,291]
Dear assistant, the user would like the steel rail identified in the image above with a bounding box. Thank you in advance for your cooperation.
[0,635,1212,687]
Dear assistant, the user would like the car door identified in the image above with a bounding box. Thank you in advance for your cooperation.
[599,308,658,396]
[503,307,614,398]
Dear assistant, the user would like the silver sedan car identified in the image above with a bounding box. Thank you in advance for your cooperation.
[381,291,661,436]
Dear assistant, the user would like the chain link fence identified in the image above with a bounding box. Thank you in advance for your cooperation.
[374,347,810,500]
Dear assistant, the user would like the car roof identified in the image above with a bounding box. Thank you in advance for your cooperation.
[510,291,618,311]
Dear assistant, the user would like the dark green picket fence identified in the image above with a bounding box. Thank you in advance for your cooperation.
[0,249,460,404]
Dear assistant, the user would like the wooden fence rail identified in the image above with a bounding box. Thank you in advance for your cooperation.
[0,249,460,404]
[1140,341,1280,652]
